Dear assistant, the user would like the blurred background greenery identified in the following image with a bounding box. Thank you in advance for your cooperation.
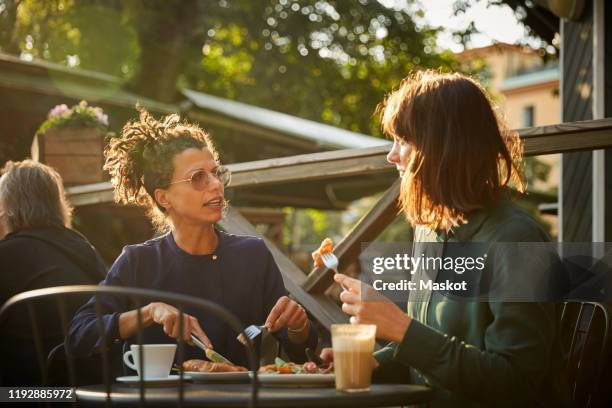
[0,0,556,267]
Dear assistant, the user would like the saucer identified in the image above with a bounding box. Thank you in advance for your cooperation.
[116,374,189,387]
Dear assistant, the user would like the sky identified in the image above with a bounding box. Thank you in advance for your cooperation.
[413,0,541,52]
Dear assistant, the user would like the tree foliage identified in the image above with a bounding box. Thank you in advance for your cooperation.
[0,0,463,136]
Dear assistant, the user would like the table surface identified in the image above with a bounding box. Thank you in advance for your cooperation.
[76,382,434,407]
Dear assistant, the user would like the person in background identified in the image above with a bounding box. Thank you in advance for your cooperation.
[320,71,570,407]
[0,160,107,386]
[68,109,317,369]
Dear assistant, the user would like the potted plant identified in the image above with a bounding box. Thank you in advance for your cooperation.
[32,101,112,186]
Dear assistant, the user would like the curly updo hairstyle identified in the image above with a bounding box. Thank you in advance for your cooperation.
[104,108,219,232]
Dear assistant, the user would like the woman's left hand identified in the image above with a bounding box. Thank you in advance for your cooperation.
[265,296,309,334]
[334,273,412,343]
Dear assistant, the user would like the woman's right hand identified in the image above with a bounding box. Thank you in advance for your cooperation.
[319,347,380,369]
[145,302,212,348]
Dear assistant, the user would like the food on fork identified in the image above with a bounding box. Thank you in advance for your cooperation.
[183,359,247,372]
[258,357,333,374]
[311,238,334,268]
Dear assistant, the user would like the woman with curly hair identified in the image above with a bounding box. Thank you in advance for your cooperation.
[320,71,569,407]
[69,109,316,369]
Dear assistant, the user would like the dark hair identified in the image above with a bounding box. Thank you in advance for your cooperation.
[377,70,524,231]
[104,108,219,232]
[0,160,72,233]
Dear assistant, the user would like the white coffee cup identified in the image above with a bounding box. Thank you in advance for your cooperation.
[123,344,176,379]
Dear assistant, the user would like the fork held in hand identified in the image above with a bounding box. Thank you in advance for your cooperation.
[237,324,266,344]
[321,252,339,273]
[321,252,349,292]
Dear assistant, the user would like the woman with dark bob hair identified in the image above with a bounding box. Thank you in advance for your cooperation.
[69,109,316,368]
[0,160,106,385]
[321,71,569,407]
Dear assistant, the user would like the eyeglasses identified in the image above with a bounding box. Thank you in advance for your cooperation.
[167,166,231,191]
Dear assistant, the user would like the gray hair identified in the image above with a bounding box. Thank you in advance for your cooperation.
[0,160,72,234]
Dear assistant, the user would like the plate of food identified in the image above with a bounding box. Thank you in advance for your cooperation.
[252,358,335,387]
[182,359,249,382]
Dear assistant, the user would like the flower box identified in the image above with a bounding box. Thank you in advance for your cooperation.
[32,101,111,186]
[31,127,106,186]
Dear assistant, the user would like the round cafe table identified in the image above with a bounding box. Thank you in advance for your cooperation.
[76,382,434,407]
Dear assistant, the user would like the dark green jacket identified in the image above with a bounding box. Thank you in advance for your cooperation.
[373,195,570,407]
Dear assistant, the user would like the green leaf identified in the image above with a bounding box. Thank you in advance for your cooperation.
[274,357,287,367]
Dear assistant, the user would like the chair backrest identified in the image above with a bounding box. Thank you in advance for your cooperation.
[0,285,259,407]
[560,300,612,407]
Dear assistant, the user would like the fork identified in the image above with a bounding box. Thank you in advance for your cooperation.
[321,252,349,291]
[237,324,266,344]
[237,324,278,365]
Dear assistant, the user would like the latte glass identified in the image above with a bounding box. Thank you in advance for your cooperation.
[331,324,376,392]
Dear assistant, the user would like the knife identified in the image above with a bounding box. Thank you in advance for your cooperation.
[190,334,235,366]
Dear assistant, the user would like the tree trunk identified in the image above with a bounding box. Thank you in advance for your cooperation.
[0,0,22,54]
[129,0,200,103]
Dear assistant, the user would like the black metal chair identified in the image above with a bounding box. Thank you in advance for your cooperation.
[0,285,259,407]
[46,342,110,387]
[560,300,612,407]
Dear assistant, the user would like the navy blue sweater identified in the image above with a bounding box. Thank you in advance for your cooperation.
[68,230,317,368]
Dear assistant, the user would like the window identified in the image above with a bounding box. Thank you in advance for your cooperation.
[522,105,535,127]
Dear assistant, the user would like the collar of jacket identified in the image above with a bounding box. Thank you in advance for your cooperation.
[435,189,515,242]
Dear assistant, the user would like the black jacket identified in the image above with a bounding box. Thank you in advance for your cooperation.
[0,226,107,386]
